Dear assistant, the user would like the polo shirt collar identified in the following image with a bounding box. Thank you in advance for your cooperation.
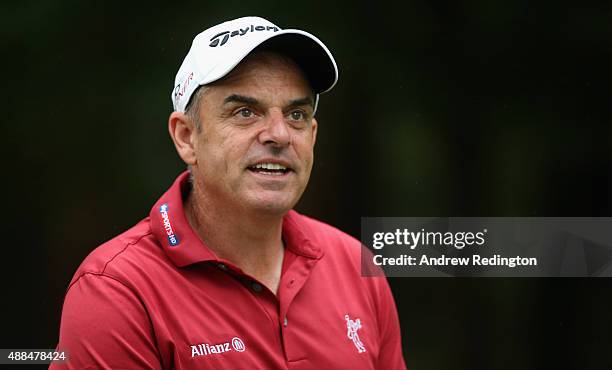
[150,171,323,268]
[282,211,323,260]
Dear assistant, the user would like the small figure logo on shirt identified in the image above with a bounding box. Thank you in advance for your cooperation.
[345,314,366,353]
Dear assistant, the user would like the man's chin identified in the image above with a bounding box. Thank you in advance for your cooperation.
[242,193,297,216]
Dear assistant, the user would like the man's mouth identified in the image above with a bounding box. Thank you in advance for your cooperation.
[247,162,291,176]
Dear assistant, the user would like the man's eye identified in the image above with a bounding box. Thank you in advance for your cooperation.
[290,111,306,120]
[237,108,253,118]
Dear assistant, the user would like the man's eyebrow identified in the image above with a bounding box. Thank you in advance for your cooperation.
[223,94,259,105]
[222,94,314,108]
[287,97,314,108]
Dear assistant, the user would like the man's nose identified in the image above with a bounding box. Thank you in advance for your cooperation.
[258,108,290,147]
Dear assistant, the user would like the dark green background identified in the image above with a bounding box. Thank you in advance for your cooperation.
[2,1,612,369]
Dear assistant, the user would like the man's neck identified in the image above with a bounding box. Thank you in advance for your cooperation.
[184,188,285,294]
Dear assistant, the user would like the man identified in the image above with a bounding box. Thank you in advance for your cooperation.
[52,16,406,369]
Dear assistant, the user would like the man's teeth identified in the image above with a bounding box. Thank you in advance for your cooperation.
[253,163,287,170]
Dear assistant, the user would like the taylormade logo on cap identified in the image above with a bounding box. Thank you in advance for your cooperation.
[170,16,339,112]
[209,24,280,47]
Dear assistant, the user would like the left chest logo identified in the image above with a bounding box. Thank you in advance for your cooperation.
[344,314,366,353]
[191,336,246,358]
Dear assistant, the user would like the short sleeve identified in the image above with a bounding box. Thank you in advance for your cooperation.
[50,273,162,370]
[373,277,407,370]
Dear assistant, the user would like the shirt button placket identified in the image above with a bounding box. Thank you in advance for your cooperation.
[251,282,263,293]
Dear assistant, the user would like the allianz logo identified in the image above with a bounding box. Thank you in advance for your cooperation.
[209,24,279,47]
[191,337,246,358]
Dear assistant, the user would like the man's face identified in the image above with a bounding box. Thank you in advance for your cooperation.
[190,53,318,215]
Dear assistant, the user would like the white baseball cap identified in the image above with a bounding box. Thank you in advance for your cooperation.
[171,16,339,113]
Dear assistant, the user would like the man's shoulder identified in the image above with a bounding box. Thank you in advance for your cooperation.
[68,217,163,288]
[290,211,391,301]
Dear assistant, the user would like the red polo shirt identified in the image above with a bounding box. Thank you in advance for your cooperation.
[52,172,406,369]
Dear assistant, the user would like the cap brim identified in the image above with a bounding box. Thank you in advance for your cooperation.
[203,29,338,95]
[252,30,338,94]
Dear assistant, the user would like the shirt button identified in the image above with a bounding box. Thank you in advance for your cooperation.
[283,317,288,327]
[251,282,263,292]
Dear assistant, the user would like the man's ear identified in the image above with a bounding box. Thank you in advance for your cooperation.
[168,112,198,165]
[311,117,318,147]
